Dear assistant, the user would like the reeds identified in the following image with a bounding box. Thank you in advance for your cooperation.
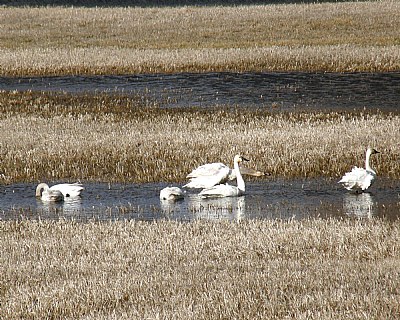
[1,1,399,76]
[1,91,399,183]
[1,218,399,319]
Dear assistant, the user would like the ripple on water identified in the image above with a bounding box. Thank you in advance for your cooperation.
[1,179,399,221]
[1,72,399,111]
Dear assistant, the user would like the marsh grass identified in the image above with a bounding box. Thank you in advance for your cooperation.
[1,1,400,76]
[1,219,399,319]
[1,91,399,183]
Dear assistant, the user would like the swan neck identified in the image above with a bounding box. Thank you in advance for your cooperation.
[365,150,372,171]
[234,160,245,191]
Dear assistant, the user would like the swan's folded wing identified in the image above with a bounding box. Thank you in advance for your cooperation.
[51,183,84,198]
[184,174,227,189]
[339,167,374,190]
[199,184,240,198]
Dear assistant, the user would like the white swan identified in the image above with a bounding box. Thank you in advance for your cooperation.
[338,147,380,192]
[36,182,84,199]
[160,187,185,201]
[35,184,64,202]
[199,154,248,198]
[183,161,266,189]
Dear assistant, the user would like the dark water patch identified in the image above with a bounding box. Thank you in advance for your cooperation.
[1,178,399,222]
[1,72,399,112]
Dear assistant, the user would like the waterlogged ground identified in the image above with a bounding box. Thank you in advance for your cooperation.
[1,72,399,221]
[1,178,399,221]
[1,72,399,111]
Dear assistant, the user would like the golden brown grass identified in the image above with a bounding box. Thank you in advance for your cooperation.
[1,1,399,76]
[1,219,399,319]
[1,91,399,183]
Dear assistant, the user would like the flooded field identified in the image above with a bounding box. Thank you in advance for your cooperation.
[1,179,399,221]
[1,72,399,221]
[1,72,399,111]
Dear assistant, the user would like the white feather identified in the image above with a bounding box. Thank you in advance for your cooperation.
[36,182,84,199]
[36,184,64,202]
[184,161,265,189]
[339,148,379,192]
[199,155,247,199]
[160,187,185,201]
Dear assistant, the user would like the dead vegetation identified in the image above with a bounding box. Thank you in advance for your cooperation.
[1,1,399,76]
[0,91,399,183]
[1,218,399,319]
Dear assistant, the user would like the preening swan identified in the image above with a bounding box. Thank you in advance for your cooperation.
[199,154,248,198]
[338,147,380,192]
[36,183,84,199]
[184,161,266,189]
[160,187,185,201]
[35,184,64,202]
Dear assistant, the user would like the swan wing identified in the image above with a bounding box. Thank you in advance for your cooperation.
[186,163,230,178]
[199,184,242,198]
[51,183,84,198]
[183,173,230,189]
[184,164,232,188]
[339,167,375,191]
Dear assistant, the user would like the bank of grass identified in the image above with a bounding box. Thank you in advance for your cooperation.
[1,1,400,76]
[1,218,399,319]
[1,91,399,183]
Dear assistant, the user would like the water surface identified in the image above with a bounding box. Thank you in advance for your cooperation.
[1,179,399,221]
[1,72,399,111]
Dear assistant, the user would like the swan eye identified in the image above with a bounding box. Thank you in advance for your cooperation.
[65,193,70,197]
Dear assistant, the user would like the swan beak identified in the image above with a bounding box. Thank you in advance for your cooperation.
[241,156,250,162]
[372,149,380,154]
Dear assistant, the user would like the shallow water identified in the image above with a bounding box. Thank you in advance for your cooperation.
[1,179,399,221]
[1,72,399,111]
[1,72,399,221]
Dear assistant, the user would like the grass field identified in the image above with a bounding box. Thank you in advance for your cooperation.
[1,2,399,318]
[0,91,399,183]
[1,1,399,76]
[1,218,399,319]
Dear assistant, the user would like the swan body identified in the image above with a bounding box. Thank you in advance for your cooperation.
[36,183,84,199]
[199,154,248,198]
[339,148,380,192]
[184,162,265,189]
[160,187,185,201]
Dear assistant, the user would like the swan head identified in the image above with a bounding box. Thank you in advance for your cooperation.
[234,154,249,164]
[368,148,380,155]
[35,183,50,197]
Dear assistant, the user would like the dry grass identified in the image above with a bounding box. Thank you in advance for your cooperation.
[1,91,399,183]
[1,219,399,319]
[1,1,399,76]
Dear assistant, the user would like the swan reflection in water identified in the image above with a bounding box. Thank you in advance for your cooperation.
[188,194,246,220]
[36,198,83,217]
[160,194,246,220]
[342,192,377,218]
